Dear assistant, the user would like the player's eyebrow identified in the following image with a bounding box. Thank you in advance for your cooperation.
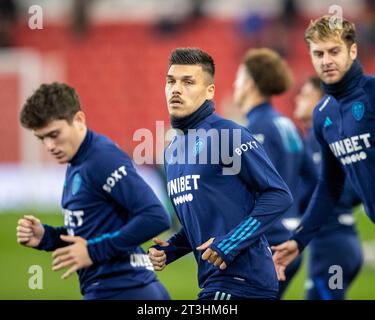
[312,49,323,54]
[166,74,194,80]
[328,46,341,52]
[34,129,59,139]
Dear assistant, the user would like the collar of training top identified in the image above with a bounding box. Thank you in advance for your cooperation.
[246,101,272,120]
[170,99,215,134]
[321,59,364,99]
[70,129,93,165]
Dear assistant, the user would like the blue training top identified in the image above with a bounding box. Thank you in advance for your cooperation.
[301,128,360,237]
[36,129,171,296]
[292,60,375,250]
[245,102,317,245]
[159,100,293,298]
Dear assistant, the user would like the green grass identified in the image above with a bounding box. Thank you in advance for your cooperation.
[0,208,374,299]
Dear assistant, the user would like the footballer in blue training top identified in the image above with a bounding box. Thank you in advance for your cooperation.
[233,48,317,298]
[148,48,293,300]
[273,15,375,281]
[16,83,171,300]
[294,76,363,300]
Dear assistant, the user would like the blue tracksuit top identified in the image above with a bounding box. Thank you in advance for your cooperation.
[245,102,317,245]
[302,128,361,236]
[36,129,171,296]
[162,106,293,297]
[292,60,375,250]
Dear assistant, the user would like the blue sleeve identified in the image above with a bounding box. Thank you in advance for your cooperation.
[255,124,285,173]
[291,121,344,251]
[86,147,172,264]
[297,145,319,214]
[339,178,362,208]
[260,117,303,177]
[210,126,293,266]
[151,227,193,264]
[36,225,68,251]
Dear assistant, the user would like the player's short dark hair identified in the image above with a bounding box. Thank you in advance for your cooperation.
[168,48,215,82]
[243,48,292,97]
[20,82,81,129]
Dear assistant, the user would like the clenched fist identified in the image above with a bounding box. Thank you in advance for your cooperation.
[16,215,45,248]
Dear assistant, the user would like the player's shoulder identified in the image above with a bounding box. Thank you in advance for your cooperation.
[361,74,375,97]
[205,113,248,132]
[312,94,335,124]
[85,131,132,172]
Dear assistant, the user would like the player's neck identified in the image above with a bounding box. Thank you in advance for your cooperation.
[321,59,363,98]
[241,93,268,114]
[72,126,88,159]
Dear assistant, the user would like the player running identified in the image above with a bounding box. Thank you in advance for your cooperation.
[149,48,293,300]
[16,83,171,300]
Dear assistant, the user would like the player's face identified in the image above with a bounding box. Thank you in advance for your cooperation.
[309,38,357,85]
[233,64,252,109]
[165,64,215,119]
[33,112,86,164]
[294,81,322,130]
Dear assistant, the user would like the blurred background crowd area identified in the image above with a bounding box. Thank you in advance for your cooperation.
[2,0,375,164]
[0,0,375,299]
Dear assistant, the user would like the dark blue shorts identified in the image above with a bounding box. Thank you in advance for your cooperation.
[198,290,277,300]
[83,280,171,300]
[306,232,363,300]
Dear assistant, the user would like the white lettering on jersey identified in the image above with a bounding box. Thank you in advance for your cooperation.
[102,165,127,193]
[63,209,84,236]
[234,141,258,156]
[167,175,200,206]
[328,133,371,165]
[130,254,154,271]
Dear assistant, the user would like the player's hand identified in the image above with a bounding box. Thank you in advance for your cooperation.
[197,238,227,270]
[148,238,169,271]
[52,235,93,279]
[16,215,45,248]
[271,240,299,281]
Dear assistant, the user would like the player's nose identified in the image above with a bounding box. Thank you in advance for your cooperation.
[43,138,56,152]
[322,52,333,66]
[171,81,182,94]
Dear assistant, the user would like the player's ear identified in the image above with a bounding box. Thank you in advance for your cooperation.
[349,43,358,60]
[207,83,215,100]
[73,111,86,127]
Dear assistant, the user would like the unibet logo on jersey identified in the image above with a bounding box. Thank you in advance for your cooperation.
[63,209,84,235]
[329,133,371,165]
[167,175,200,206]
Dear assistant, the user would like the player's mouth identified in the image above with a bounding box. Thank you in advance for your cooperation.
[169,97,183,107]
[52,151,64,159]
[323,69,338,76]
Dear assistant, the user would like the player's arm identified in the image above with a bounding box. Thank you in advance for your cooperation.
[205,127,293,268]
[289,128,344,251]
[148,227,192,271]
[343,179,362,207]
[272,123,345,280]
[86,149,172,264]
[297,145,319,215]
[16,215,68,251]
